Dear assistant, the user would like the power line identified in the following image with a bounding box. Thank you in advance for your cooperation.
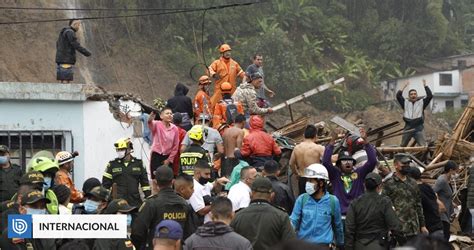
[0,6,192,11]
[0,1,263,25]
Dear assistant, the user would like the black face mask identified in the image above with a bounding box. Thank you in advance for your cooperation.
[400,166,411,176]
[198,176,210,185]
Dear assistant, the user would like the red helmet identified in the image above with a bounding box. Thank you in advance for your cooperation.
[219,44,232,53]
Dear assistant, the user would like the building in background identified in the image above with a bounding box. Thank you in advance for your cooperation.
[381,53,474,113]
[0,82,152,189]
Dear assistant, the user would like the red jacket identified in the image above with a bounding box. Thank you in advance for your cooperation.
[172,127,187,175]
[241,116,281,157]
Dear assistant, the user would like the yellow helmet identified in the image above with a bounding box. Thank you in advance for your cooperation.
[114,138,132,150]
[188,125,204,141]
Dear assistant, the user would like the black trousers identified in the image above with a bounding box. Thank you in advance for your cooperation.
[298,176,307,195]
[150,152,170,179]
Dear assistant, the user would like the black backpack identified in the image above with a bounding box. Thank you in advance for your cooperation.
[224,99,239,124]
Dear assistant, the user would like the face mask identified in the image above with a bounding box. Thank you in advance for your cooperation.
[0,156,9,165]
[305,182,318,195]
[43,177,52,190]
[198,176,210,185]
[84,199,100,214]
[400,167,411,176]
[26,208,47,215]
[127,214,132,227]
[117,150,126,159]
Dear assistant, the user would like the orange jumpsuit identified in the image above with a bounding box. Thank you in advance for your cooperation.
[194,89,211,120]
[55,169,83,203]
[208,57,245,109]
[212,99,244,129]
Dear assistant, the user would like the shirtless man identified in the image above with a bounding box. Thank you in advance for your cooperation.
[221,114,246,177]
[289,124,325,195]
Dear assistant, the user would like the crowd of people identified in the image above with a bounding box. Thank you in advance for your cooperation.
[0,19,460,250]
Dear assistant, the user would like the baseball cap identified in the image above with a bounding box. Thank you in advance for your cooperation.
[394,153,412,164]
[0,145,9,153]
[86,186,110,202]
[19,171,45,185]
[365,172,382,185]
[154,220,183,240]
[51,184,71,204]
[154,165,174,182]
[104,199,137,214]
[22,190,51,205]
[251,177,273,193]
[82,177,101,194]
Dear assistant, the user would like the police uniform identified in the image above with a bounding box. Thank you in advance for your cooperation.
[230,178,296,249]
[0,163,23,203]
[345,173,402,250]
[131,187,190,249]
[180,143,210,176]
[103,157,151,207]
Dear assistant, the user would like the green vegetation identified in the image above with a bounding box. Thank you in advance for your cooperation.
[94,0,474,112]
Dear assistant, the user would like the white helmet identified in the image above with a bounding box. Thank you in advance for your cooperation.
[303,163,329,180]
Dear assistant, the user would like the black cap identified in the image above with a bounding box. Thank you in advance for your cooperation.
[336,151,356,165]
[252,177,273,193]
[82,178,101,194]
[104,199,137,214]
[394,153,412,164]
[86,186,110,202]
[22,190,51,205]
[365,172,382,185]
[20,171,45,185]
[0,145,9,153]
[263,160,279,174]
[0,200,16,213]
[173,112,183,125]
[51,184,71,204]
[155,165,174,182]
[409,167,422,180]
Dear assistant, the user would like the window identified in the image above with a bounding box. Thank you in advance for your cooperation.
[461,99,468,107]
[439,73,452,86]
[0,130,73,171]
[445,100,454,109]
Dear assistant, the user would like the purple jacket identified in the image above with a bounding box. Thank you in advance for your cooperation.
[322,144,377,215]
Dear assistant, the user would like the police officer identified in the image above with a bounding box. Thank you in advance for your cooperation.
[103,138,151,207]
[0,145,23,202]
[131,165,191,249]
[30,157,60,214]
[345,172,402,250]
[231,177,296,249]
[180,125,211,176]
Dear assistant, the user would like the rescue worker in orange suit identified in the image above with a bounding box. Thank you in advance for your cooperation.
[236,115,281,171]
[212,82,244,130]
[208,44,245,110]
[54,151,84,203]
[194,75,212,122]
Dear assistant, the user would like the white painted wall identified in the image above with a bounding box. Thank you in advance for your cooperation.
[432,70,461,93]
[81,101,151,189]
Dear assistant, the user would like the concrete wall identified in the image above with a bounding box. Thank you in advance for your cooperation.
[0,99,152,190]
[462,67,474,97]
[82,101,151,188]
[432,70,461,94]
[0,100,86,184]
[431,96,464,113]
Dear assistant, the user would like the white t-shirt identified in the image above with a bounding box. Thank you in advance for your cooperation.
[188,179,213,222]
[227,181,251,212]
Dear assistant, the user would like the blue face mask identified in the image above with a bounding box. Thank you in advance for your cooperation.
[84,199,100,214]
[127,214,132,227]
[43,177,52,190]
[26,208,47,215]
[0,156,9,165]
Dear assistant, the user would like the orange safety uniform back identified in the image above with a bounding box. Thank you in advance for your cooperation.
[194,89,211,120]
[208,58,245,109]
[212,99,244,129]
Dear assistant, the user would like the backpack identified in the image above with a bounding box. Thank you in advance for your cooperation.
[224,100,239,124]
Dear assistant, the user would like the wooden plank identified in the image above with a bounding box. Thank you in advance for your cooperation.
[272,77,344,111]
